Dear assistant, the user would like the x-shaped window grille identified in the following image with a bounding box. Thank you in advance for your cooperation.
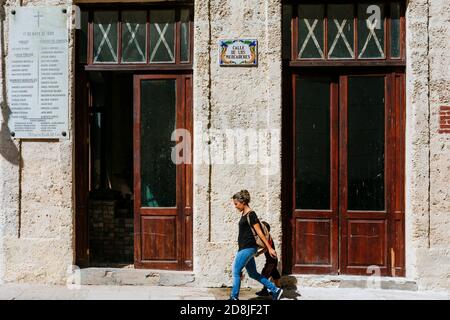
[358,19,385,58]
[328,19,354,58]
[123,22,146,62]
[298,19,324,59]
[150,23,175,63]
[94,23,117,62]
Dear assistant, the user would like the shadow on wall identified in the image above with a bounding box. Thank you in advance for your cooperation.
[0,6,19,165]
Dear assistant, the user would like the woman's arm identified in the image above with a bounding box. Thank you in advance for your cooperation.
[253,223,277,258]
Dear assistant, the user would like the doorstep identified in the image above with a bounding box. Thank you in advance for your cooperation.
[281,274,418,291]
[77,267,195,286]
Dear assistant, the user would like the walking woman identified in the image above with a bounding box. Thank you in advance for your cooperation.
[229,190,283,300]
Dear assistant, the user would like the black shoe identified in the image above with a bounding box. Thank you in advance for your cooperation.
[228,297,239,300]
[255,288,270,297]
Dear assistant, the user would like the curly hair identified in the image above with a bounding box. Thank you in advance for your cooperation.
[232,190,251,205]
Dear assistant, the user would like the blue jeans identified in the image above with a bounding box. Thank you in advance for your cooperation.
[230,247,279,299]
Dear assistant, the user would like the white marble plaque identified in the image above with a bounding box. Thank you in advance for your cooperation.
[7,6,69,139]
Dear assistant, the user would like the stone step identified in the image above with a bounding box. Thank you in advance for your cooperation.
[77,267,195,286]
[282,274,418,291]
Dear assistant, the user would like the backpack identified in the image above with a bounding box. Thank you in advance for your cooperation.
[246,214,271,256]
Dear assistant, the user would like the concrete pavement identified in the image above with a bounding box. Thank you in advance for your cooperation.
[0,283,448,300]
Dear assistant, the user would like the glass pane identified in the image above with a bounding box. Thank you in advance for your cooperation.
[150,10,175,63]
[296,77,331,210]
[282,4,292,60]
[91,112,102,189]
[298,5,325,59]
[180,9,190,62]
[358,4,385,59]
[122,11,147,63]
[78,10,88,63]
[327,4,354,59]
[93,11,118,63]
[348,76,385,211]
[141,79,177,207]
[390,3,401,58]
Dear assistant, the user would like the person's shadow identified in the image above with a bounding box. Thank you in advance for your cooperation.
[0,102,20,165]
[0,8,20,166]
[247,276,302,300]
[247,289,302,300]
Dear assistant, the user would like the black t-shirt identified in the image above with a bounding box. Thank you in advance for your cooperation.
[238,211,260,251]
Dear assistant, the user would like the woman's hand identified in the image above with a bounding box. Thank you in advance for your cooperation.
[268,247,277,258]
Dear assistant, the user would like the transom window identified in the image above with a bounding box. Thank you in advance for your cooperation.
[77,6,193,66]
[283,1,405,65]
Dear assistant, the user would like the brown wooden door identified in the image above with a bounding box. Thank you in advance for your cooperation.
[133,74,193,270]
[291,75,339,274]
[290,71,405,276]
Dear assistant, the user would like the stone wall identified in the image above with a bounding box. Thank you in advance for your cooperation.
[192,0,283,287]
[0,0,75,284]
[405,0,450,290]
[0,0,448,291]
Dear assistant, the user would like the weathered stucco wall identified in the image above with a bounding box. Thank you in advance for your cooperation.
[426,0,450,290]
[405,0,450,290]
[192,0,282,287]
[0,0,448,291]
[0,0,75,284]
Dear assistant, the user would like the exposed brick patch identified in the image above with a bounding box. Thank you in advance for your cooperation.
[438,106,450,134]
[89,199,134,263]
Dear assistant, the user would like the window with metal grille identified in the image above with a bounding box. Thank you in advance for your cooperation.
[283,1,405,66]
[76,5,193,68]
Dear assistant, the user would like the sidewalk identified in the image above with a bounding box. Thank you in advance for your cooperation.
[0,283,448,300]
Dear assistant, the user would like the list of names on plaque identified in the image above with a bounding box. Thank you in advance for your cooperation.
[8,6,69,139]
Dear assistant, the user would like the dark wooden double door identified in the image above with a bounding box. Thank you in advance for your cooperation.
[287,71,405,276]
[134,74,193,270]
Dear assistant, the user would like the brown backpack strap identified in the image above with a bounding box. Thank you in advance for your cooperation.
[246,213,258,239]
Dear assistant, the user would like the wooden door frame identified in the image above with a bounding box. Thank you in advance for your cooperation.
[75,65,91,267]
[283,68,405,277]
[133,74,193,270]
[75,2,194,269]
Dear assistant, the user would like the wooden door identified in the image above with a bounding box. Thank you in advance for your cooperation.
[133,74,193,270]
[291,75,339,274]
[338,73,405,276]
[290,72,405,276]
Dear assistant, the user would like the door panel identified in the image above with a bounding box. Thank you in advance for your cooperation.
[140,79,177,208]
[141,216,177,260]
[346,220,387,266]
[346,76,385,212]
[134,74,192,270]
[339,75,390,275]
[292,75,339,274]
[295,219,333,265]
